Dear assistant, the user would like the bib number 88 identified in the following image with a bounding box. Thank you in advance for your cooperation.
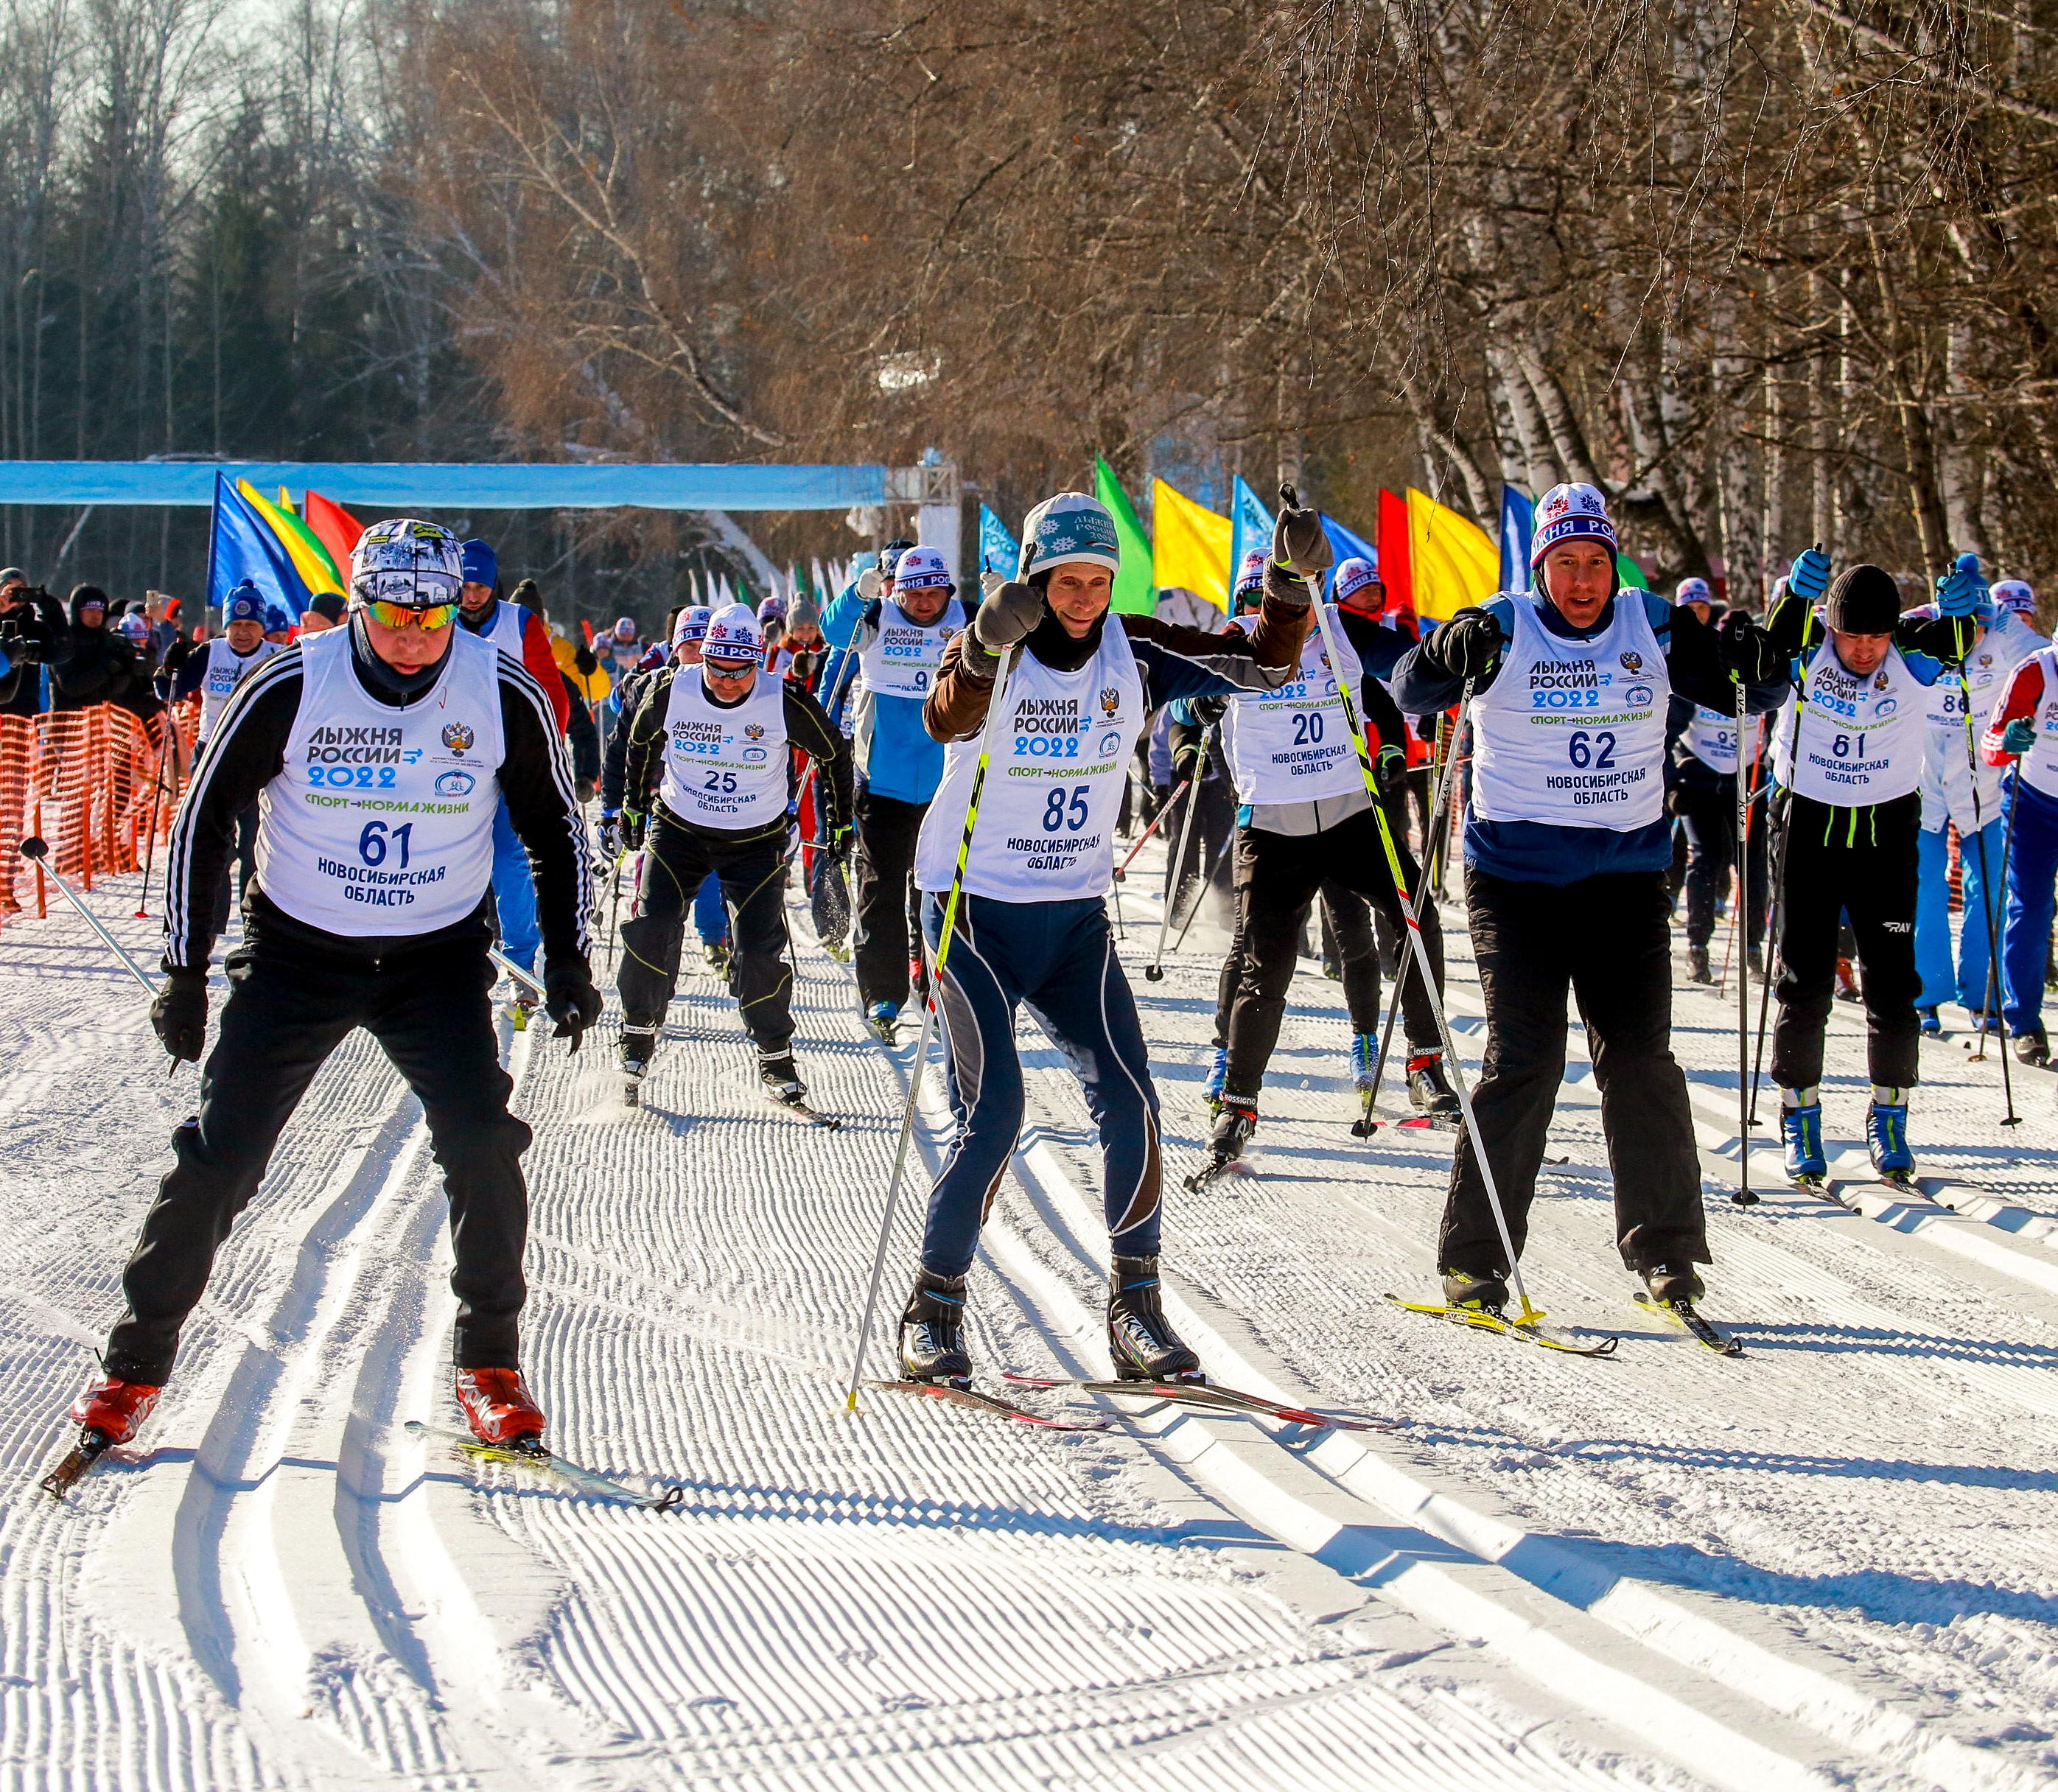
[1041,784,1090,831]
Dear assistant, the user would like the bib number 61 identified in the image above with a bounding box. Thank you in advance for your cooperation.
[358,819,414,868]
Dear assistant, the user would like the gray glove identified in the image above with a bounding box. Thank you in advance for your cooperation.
[856,565,883,601]
[970,581,1044,662]
[1273,483,1334,579]
[1261,562,1313,609]
[980,569,1008,600]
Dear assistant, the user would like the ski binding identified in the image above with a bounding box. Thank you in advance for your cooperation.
[1633,1292,1742,1357]
[40,1427,120,1499]
[768,1091,841,1130]
[407,1420,683,1510]
[1385,1292,1619,1357]
[865,1379,1110,1430]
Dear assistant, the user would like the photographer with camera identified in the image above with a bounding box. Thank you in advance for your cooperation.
[0,569,70,718]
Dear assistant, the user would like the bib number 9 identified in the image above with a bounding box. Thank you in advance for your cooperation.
[358,820,413,868]
[1041,785,1091,832]
[1568,729,1617,769]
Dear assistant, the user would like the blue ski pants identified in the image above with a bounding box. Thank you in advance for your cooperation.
[2002,774,2058,1032]
[490,798,541,975]
[920,893,1161,1278]
[693,870,727,948]
[1916,819,2004,1017]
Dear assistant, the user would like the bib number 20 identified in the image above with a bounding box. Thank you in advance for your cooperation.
[1041,784,1091,832]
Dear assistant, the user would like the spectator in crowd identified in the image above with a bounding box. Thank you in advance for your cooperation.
[111,613,165,727]
[0,570,69,717]
[51,586,137,713]
[263,604,293,645]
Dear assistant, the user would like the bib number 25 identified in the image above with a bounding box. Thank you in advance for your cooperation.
[1041,784,1091,832]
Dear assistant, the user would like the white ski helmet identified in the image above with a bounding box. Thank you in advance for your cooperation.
[350,518,463,610]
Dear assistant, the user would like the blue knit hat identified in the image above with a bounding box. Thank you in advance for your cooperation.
[459,539,498,587]
[265,603,290,632]
[225,582,266,625]
[1530,483,1619,568]
[1019,492,1120,579]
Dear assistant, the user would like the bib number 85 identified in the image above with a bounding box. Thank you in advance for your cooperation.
[1568,729,1617,769]
[1041,784,1091,831]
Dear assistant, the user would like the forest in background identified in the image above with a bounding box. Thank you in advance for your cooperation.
[4,0,2057,626]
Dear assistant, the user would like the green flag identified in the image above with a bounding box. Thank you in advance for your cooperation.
[1093,455,1155,615]
[1616,551,1648,591]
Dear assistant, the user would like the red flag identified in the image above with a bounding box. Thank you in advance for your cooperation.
[1377,489,1413,615]
[304,490,365,581]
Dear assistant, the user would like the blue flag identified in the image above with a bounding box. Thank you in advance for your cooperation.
[206,472,309,617]
[1319,513,1379,596]
[978,505,1019,576]
[1499,485,1533,594]
[1228,477,1273,595]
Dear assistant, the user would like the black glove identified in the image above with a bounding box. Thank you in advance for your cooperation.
[621,809,646,850]
[1427,609,1504,680]
[1372,743,1407,795]
[545,960,603,1054]
[969,581,1044,665]
[1273,483,1334,579]
[1714,609,1782,684]
[0,615,49,664]
[151,967,208,1063]
[597,813,623,863]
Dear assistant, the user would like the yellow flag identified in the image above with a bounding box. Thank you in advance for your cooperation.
[1151,480,1233,612]
[238,478,345,598]
[1407,489,1498,623]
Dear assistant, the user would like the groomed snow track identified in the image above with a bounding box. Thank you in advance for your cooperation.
[4,847,2057,1791]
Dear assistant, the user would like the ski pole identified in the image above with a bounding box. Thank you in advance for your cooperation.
[1731,673,1758,1204]
[1113,772,1191,881]
[1976,758,2025,1089]
[490,947,545,996]
[1358,676,1474,1132]
[1959,659,2019,1119]
[1283,485,1542,1329]
[1164,825,1234,956]
[844,643,1020,1414]
[1146,727,1209,982]
[1749,588,1819,1127]
[18,836,158,999]
[134,728,171,920]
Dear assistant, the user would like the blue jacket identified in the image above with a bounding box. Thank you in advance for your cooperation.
[819,584,961,804]
[1392,589,1788,886]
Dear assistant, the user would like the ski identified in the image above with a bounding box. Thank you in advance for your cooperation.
[1385,1292,1620,1357]
[1183,1154,1256,1191]
[405,1421,684,1511]
[1633,1292,1743,1357]
[1003,1372,1393,1432]
[766,1091,842,1130]
[864,1379,1110,1431]
[1350,1113,1438,1138]
[40,1427,119,1500]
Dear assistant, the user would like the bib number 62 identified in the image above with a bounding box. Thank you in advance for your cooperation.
[1567,729,1616,769]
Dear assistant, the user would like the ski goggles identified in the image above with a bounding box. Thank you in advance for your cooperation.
[363,598,461,631]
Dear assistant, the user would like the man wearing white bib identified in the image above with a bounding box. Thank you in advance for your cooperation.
[1980,603,2058,1066]
[1393,483,1787,1315]
[65,519,599,1459]
[893,491,1315,1390]
[175,580,285,932]
[615,603,853,1110]
[1765,556,1978,1181]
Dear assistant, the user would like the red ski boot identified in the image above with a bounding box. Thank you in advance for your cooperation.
[69,1374,162,1445]
[455,1367,547,1447]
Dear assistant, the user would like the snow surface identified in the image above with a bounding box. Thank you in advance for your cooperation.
[4,847,2057,1791]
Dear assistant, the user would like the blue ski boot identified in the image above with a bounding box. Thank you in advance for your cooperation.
[864,999,900,1045]
[1350,1033,1376,1097]
[1782,1102,1826,1184]
[1917,1006,1942,1037]
[1203,1045,1228,1110]
[1867,1099,1914,1184]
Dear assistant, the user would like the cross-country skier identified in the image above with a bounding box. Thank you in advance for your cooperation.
[1765,553,1978,1183]
[62,518,600,1461]
[456,539,570,1024]
[1194,547,1456,1175]
[1979,589,2058,1065]
[895,491,1315,1388]
[819,544,965,1042]
[1913,578,2046,1036]
[1390,483,1788,1315]
[615,602,852,1110]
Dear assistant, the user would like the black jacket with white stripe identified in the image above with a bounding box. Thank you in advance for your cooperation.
[162,619,591,973]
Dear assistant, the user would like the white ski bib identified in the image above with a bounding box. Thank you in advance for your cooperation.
[857,598,964,700]
[2012,646,2058,801]
[1920,629,2029,829]
[197,638,284,744]
[475,599,532,662]
[655,668,789,830]
[1469,595,1669,830]
[1222,611,1365,804]
[1773,640,1923,805]
[256,628,504,935]
[916,623,1144,901]
[1680,704,1741,774]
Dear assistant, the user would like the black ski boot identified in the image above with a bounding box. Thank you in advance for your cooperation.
[1686,942,1712,984]
[1440,1267,1508,1315]
[2015,1024,2050,1068]
[1186,1099,1257,1189]
[899,1270,973,1385]
[1641,1262,1705,1306]
[760,1053,805,1105]
[1107,1256,1202,1382]
[620,1025,658,1105]
[1406,1054,1460,1125]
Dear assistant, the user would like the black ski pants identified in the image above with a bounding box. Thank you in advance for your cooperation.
[105,904,531,1384]
[853,789,927,1009]
[208,799,259,937]
[1441,867,1707,1278]
[1770,791,1922,1091]
[1215,881,1382,1048]
[1222,809,1443,1104]
[1674,782,1769,951]
[618,806,794,1054]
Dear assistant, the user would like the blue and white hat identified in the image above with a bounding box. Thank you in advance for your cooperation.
[118,612,150,643]
[1333,556,1380,604]
[1018,492,1121,579]
[702,602,764,665]
[1675,576,1712,607]
[895,546,953,591]
[674,604,713,645]
[1530,483,1619,568]
[351,518,463,609]
[265,603,290,633]
[225,581,267,624]
[1232,548,1268,606]
[1994,578,2037,615]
